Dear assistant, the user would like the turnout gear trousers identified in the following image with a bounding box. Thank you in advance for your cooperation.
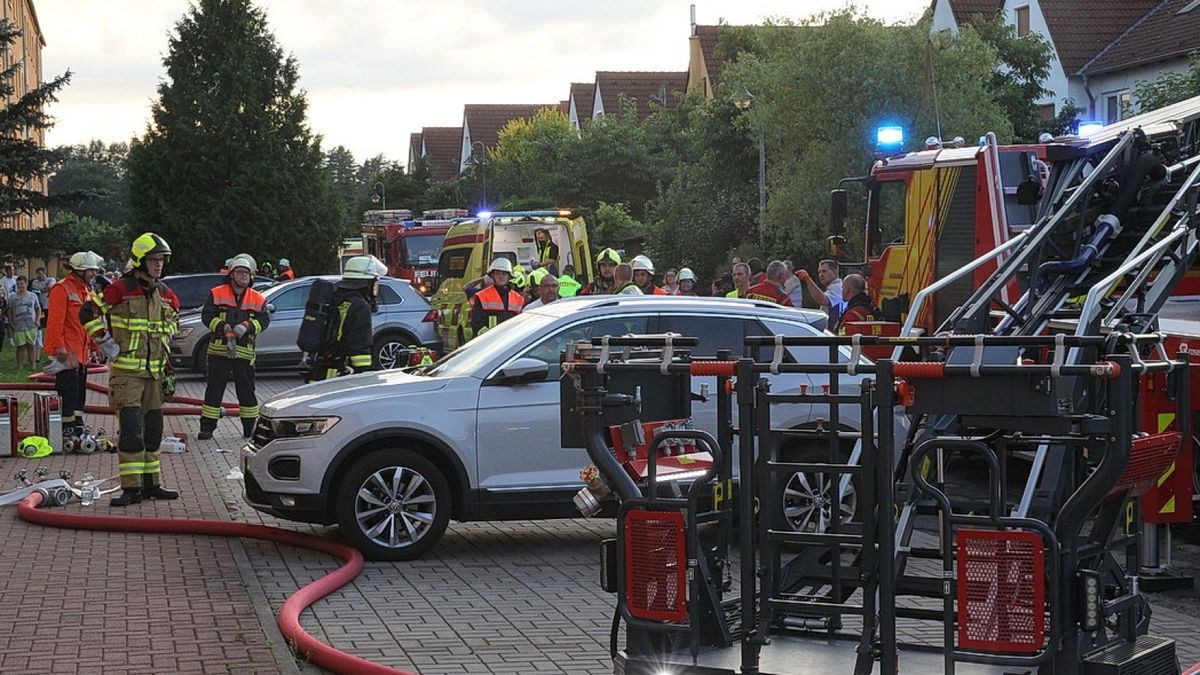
[111,373,166,490]
[201,355,258,435]
[200,282,269,433]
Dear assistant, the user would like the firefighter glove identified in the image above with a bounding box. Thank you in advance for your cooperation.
[97,335,121,361]
[233,323,249,338]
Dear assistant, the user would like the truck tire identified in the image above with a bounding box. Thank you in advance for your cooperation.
[335,448,451,561]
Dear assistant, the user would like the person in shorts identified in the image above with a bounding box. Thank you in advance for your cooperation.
[7,275,41,370]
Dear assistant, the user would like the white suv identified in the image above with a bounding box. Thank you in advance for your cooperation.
[241,295,905,560]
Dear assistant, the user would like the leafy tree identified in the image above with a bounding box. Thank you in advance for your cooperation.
[325,144,359,230]
[48,212,132,264]
[592,201,645,245]
[127,0,342,273]
[489,108,576,206]
[1132,52,1200,113]
[969,17,1053,141]
[49,141,132,227]
[0,19,86,257]
[1049,98,1086,135]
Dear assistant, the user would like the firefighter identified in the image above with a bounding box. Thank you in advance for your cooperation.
[198,254,270,440]
[615,264,641,295]
[534,227,559,276]
[675,268,698,296]
[307,254,385,382]
[745,260,794,306]
[581,248,620,295]
[80,233,181,506]
[630,255,668,295]
[835,273,878,334]
[44,251,104,442]
[277,258,295,281]
[470,258,524,336]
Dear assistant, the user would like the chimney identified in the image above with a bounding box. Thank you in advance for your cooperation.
[690,4,697,37]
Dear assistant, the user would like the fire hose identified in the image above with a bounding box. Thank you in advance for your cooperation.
[17,489,414,675]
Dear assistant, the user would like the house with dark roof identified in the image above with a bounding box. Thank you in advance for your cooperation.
[931,0,1200,124]
[687,22,727,99]
[407,132,423,171]
[591,71,689,121]
[418,127,463,183]
[459,104,555,173]
[567,82,596,130]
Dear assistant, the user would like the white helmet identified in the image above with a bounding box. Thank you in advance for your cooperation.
[678,267,696,282]
[1038,132,1054,143]
[488,258,513,274]
[67,251,104,272]
[343,255,387,280]
[630,255,655,274]
[228,253,257,274]
[279,258,291,268]
[924,136,942,149]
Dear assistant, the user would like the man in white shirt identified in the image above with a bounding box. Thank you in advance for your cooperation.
[796,259,844,323]
[524,273,560,310]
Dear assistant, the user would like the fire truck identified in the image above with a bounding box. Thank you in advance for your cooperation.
[561,95,1200,674]
[361,208,468,295]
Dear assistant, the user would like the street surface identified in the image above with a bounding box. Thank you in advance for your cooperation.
[0,370,1197,674]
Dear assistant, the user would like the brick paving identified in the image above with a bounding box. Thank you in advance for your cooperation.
[0,369,1197,674]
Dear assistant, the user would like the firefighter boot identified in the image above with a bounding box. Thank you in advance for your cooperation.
[142,476,179,500]
[110,488,142,507]
[241,417,257,439]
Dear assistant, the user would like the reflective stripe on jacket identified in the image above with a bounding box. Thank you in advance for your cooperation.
[202,282,270,362]
[80,274,180,378]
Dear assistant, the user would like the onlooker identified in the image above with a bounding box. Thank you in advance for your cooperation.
[711,274,732,298]
[31,267,54,348]
[614,263,641,295]
[525,272,560,310]
[2,263,17,296]
[661,268,679,295]
[745,260,793,306]
[726,263,751,299]
[675,268,699,296]
[8,275,41,369]
[797,259,844,322]
[783,260,805,307]
[747,257,766,285]
[835,273,878,334]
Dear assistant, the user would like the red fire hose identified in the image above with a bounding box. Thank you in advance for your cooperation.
[17,491,414,675]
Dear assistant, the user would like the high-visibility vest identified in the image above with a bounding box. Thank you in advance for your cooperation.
[205,283,269,362]
[472,285,524,333]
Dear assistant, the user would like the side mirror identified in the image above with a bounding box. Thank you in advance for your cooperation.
[266,303,276,314]
[829,189,848,235]
[1016,178,1042,205]
[493,357,549,384]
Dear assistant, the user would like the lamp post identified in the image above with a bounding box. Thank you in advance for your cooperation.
[734,88,766,230]
[371,181,386,210]
[470,140,488,207]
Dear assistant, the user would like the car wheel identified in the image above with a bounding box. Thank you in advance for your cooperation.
[192,337,210,375]
[374,332,414,370]
[780,440,859,534]
[335,449,450,561]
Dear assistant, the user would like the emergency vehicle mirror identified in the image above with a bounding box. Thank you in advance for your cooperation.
[492,357,549,384]
[829,189,848,234]
[1016,178,1042,205]
[266,303,276,314]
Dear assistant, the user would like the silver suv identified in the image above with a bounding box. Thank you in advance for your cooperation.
[170,276,442,372]
[241,295,907,560]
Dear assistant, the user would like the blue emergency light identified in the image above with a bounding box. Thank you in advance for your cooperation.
[1077,120,1104,137]
[477,211,493,219]
[876,125,904,148]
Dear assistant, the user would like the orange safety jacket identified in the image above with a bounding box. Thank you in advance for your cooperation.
[201,283,270,362]
[470,284,524,335]
[43,273,92,364]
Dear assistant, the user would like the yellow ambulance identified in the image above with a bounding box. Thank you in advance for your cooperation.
[431,210,593,349]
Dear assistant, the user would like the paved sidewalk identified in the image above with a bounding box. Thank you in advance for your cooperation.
[0,370,1198,674]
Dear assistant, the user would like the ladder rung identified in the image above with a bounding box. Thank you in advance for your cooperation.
[769,529,862,546]
[774,429,863,440]
[766,460,864,475]
[770,598,865,616]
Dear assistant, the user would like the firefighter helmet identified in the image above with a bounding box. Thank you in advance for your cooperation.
[488,258,513,274]
[678,267,697,282]
[228,254,257,274]
[511,264,528,289]
[19,436,53,459]
[279,258,291,268]
[130,233,171,266]
[342,255,387,280]
[596,248,621,265]
[67,251,104,272]
[630,255,655,274]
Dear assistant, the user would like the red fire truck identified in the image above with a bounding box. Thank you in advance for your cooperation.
[361,208,468,295]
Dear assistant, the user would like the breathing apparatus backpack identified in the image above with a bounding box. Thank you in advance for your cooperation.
[296,278,337,354]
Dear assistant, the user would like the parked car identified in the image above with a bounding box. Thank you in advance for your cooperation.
[163,273,276,311]
[241,295,908,560]
[170,276,442,372]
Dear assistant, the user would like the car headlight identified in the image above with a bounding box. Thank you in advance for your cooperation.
[273,417,340,437]
[173,327,195,340]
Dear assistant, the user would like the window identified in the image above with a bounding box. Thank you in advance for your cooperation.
[658,315,747,358]
[1105,90,1132,124]
[867,180,907,257]
[518,315,650,378]
[1039,103,1055,121]
[437,249,472,281]
[402,233,445,266]
[268,287,306,311]
[1015,6,1030,37]
[377,284,403,306]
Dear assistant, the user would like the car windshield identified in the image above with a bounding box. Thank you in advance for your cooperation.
[403,233,445,266]
[420,311,558,379]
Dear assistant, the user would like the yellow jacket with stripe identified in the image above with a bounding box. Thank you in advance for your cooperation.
[79,271,179,379]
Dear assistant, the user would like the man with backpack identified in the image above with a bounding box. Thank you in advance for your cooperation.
[198,254,270,440]
[301,255,386,382]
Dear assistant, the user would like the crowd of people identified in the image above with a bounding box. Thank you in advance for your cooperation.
[464,246,878,338]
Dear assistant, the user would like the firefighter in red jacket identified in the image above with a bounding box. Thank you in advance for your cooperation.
[581,248,621,295]
[80,233,181,506]
[44,251,104,442]
[470,258,524,336]
[198,254,271,440]
[631,255,669,295]
[277,258,295,281]
[835,274,878,334]
[745,260,794,306]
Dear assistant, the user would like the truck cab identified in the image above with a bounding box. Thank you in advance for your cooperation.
[430,210,594,349]
[362,209,467,295]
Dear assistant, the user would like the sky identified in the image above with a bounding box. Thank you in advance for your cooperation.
[38,1,930,165]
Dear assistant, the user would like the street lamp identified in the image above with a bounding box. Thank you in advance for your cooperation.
[734,88,766,230]
[372,181,386,210]
[469,140,488,207]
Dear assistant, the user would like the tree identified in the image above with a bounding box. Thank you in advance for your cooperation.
[489,108,577,206]
[49,141,132,227]
[127,0,342,273]
[969,17,1054,141]
[0,19,85,254]
[325,144,360,231]
[1132,52,1200,113]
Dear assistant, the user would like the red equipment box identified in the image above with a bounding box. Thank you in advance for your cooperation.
[0,395,17,457]
[841,320,902,361]
[609,419,713,484]
[1138,328,1198,524]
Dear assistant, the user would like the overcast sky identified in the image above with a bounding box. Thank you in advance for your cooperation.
[39,1,929,165]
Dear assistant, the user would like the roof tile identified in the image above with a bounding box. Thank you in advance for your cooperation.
[463,103,557,152]
[569,82,595,126]
[594,71,689,120]
[1082,0,1200,75]
[420,126,462,182]
[1039,0,1160,74]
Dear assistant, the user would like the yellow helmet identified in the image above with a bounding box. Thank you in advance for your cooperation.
[511,264,528,289]
[596,248,621,265]
[130,232,171,266]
